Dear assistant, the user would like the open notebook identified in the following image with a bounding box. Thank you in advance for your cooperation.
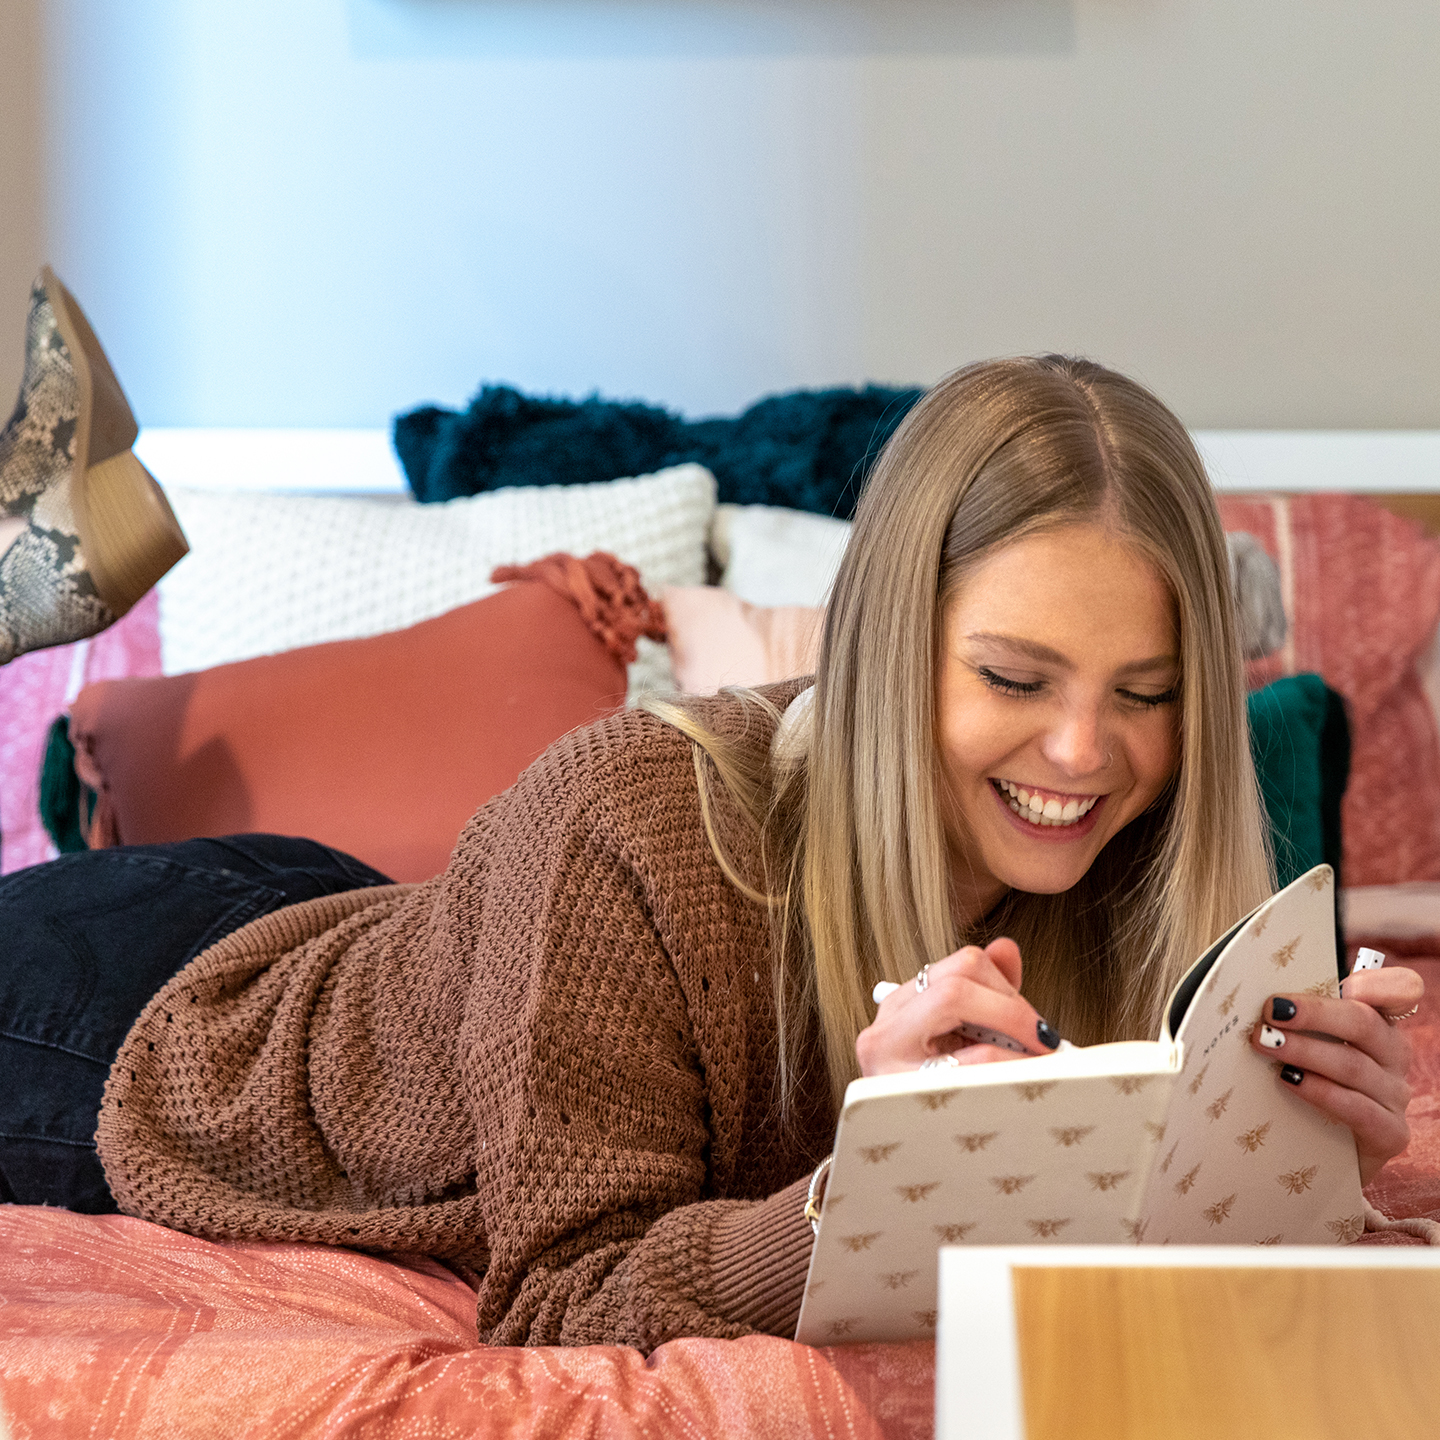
[795,865,1363,1346]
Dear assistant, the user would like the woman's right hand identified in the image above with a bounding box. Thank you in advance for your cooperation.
[855,937,1061,1076]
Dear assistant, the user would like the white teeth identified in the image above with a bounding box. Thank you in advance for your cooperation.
[996,780,1100,829]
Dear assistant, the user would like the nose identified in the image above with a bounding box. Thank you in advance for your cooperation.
[1040,702,1112,779]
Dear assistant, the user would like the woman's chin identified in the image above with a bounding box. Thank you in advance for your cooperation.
[986,834,1105,895]
[999,867,1093,896]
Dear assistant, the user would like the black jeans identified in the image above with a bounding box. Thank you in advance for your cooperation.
[0,834,392,1212]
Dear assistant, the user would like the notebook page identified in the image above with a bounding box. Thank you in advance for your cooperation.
[1141,866,1364,1244]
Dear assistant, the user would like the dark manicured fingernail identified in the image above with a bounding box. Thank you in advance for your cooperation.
[1271,997,1298,1022]
[1280,1064,1304,1086]
[1036,1019,1061,1050]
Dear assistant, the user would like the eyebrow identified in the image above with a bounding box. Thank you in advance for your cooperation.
[964,632,1178,675]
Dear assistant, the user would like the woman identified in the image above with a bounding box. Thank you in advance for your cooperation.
[0,352,1421,1352]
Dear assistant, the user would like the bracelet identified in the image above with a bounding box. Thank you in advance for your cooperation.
[804,1155,833,1235]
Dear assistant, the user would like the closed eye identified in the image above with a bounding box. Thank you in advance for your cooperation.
[979,667,1178,708]
[977,667,1043,697]
[1118,686,1179,709]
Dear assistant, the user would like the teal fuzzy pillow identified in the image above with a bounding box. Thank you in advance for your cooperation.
[1248,673,1350,891]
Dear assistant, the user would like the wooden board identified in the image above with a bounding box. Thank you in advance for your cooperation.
[1365,493,1440,536]
[1014,1265,1440,1440]
[936,1247,1440,1440]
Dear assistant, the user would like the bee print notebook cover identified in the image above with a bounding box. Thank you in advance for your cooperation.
[795,865,1364,1346]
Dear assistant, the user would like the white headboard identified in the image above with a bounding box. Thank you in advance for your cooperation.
[133,428,1440,498]
[1196,432,1440,493]
[135,430,409,496]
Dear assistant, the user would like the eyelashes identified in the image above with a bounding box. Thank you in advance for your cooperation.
[975,667,1179,709]
[1122,686,1180,709]
[977,667,1043,697]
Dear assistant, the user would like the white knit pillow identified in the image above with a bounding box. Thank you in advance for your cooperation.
[157,464,716,698]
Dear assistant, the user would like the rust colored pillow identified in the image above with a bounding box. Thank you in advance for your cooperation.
[68,567,648,882]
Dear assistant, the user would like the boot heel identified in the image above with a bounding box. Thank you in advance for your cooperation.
[78,450,189,615]
[1,266,189,665]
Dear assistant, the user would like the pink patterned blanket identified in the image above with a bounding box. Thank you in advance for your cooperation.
[0,1213,932,1439]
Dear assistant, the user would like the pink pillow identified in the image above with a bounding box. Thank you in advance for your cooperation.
[0,590,162,874]
[662,586,822,693]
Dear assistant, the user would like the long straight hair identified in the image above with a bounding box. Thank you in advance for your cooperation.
[648,356,1274,1113]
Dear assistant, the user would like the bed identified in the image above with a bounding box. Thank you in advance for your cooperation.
[4,426,1440,1438]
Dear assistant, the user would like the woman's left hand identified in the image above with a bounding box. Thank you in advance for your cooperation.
[1250,966,1424,1186]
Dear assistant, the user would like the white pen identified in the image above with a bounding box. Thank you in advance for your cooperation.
[1343,946,1385,1000]
[871,980,1071,1053]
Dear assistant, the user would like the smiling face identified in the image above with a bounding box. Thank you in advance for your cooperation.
[936,521,1182,922]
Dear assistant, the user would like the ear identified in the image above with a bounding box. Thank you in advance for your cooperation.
[984,936,1024,993]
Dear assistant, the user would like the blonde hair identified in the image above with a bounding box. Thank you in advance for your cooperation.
[647,356,1273,1113]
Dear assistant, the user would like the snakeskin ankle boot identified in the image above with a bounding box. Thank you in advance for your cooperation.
[0,268,188,665]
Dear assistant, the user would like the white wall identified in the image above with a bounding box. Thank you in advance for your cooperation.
[24,0,1440,432]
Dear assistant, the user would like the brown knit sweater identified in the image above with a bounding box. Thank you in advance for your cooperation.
[96,683,835,1350]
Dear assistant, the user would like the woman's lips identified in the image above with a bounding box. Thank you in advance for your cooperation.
[989,778,1106,841]
[993,777,1099,824]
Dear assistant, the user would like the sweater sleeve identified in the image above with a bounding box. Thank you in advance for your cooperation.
[461,749,817,1350]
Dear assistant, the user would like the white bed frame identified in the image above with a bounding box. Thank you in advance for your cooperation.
[133,429,1440,498]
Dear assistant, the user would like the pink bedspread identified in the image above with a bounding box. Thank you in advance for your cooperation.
[0,1211,933,1439]
[3,957,1436,1438]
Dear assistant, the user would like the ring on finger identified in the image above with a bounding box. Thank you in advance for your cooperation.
[915,963,931,994]
[1381,1003,1421,1024]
